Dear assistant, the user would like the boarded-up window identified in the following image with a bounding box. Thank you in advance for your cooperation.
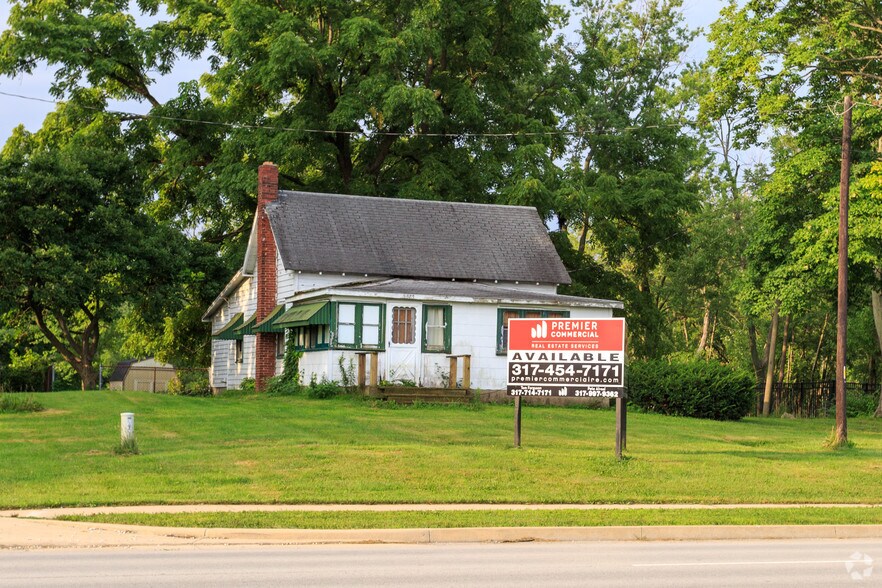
[391,307,416,344]
[362,305,381,346]
[499,310,521,352]
[338,304,356,345]
[276,332,285,358]
[335,303,383,349]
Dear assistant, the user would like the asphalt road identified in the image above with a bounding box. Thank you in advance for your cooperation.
[1,539,879,587]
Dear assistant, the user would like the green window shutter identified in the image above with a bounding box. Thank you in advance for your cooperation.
[443,305,452,353]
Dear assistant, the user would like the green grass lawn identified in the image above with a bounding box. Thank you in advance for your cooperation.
[58,507,882,529]
[2,391,882,508]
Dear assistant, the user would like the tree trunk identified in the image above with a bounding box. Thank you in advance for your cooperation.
[871,272,882,417]
[763,302,780,416]
[577,223,589,257]
[748,319,764,384]
[810,312,829,381]
[777,314,791,383]
[708,313,717,358]
[748,319,766,415]
[77,364,99,391]
[695,296,711,358]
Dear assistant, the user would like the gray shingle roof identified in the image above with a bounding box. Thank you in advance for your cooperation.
[266,191,571,285]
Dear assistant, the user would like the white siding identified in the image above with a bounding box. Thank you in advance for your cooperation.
[210,258,614,392]
[446,303,613,390]
[209,277,256,391]
[276,249,297,303]
[209,339,229,389]
[287,298,614,391]
[296,272,377,292]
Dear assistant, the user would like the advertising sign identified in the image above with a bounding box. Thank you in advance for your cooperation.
[506,317,625,398]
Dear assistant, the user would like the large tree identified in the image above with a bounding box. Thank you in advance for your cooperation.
[0,101,185,389]
[0,0,567,237]
[705,0,882,432]
[556,0,701,358]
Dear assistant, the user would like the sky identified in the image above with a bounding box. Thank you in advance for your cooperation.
[0,1,733,148]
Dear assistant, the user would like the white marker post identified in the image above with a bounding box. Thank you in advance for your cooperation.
[120,412,135,445]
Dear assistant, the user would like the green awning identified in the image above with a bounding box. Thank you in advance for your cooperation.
[235,313,257,336]
[212,312,243,340]
[275,301,331,328]
[254,304,286,334]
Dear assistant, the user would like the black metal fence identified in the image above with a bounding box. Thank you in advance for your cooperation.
[756,381,879,418]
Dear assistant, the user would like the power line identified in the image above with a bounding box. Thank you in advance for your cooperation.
[0,88,694,138]
[0,87,859,140]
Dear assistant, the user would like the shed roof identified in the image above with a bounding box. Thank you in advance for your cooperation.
[266,191,571,285]
[291,278,623,309]
[108,360,134,383]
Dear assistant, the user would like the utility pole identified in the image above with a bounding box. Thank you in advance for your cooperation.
[835,94,852,446]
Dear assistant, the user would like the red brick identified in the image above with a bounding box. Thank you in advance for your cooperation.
[255,162,278,392]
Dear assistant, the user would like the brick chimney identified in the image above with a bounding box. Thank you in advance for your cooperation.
[254,162,279,392]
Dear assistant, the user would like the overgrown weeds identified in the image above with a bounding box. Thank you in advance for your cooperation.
[0,394,44,414]
[112,437,140,456]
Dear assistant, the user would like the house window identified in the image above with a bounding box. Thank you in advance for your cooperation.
[335,303,384,349]
[235,339,244,364]
[276,332,286,358]
[391,307,416,345]
[290,325,329,351]
[422,305,452,353]
[496,308,570,354]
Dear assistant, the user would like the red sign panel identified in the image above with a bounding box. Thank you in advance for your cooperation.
[506,317,625,398]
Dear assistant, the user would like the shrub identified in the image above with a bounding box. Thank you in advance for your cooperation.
[167,370,212,397]
[265,375,302,397]
[307,378,345,399]
[0,394,45,413]
[236,378,256,394]
[338,356,355,390]
[846,391,878,417]
[627,359,754,421]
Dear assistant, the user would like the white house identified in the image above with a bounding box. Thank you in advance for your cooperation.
[202,163,623,393]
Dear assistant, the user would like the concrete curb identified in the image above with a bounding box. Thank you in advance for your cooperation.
[3,517,882,549]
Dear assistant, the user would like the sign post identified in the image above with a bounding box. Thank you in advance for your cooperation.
[506,317,627,457]
[514,396,522,448]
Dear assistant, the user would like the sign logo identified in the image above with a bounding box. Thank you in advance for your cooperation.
[531,322,548,339]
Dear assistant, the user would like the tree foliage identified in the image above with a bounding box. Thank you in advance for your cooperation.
[0,102,185,388]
